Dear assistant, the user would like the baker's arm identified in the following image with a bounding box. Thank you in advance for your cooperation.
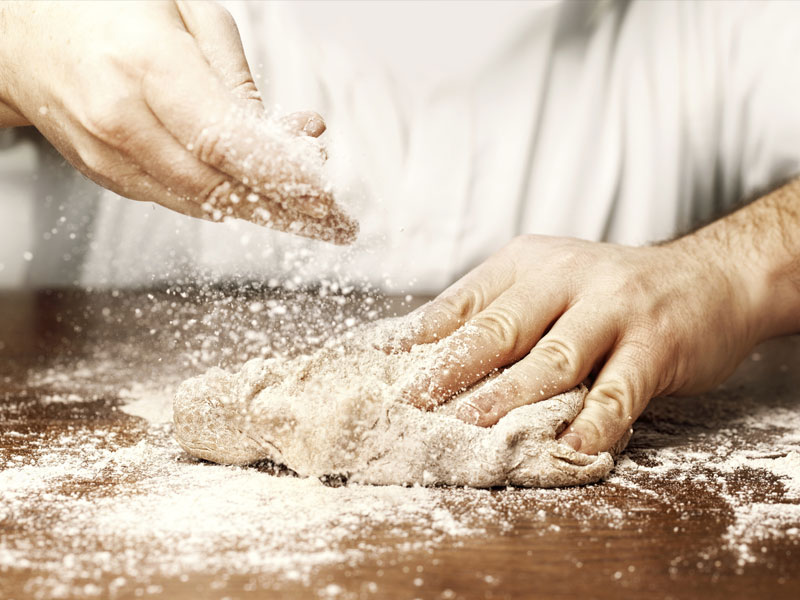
[396,177,800,454]
[684,178,800,341]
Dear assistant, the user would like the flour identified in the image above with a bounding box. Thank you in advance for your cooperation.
[173,322,627,488]
[0,417,517,599]
[119,383,175,423]
[3,368,800,599]
[723,503,800,565]
[195,108,359,246]
[3,289,799,599]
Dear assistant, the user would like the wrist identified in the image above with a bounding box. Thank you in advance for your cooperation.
[750,179,800,338]
[665,232,765,351]
[672,179,800,343]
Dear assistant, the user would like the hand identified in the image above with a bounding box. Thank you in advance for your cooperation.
[0,1,357,244]
[396,234,763,455]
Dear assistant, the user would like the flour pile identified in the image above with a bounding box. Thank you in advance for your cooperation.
[173,322,627,487]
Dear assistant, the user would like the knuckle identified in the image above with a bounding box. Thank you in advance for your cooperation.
[438,287,485,323]
[587,380,634,421]
[534,338,582,378]
[554,245,592,272]
[472,307,522,356]
[82,108,132,148]
[72,142,109,178]
[191,124,229,169]
[230,78,261,102]
[614,270,660,307]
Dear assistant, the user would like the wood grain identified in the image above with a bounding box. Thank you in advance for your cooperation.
[1,289,798,600]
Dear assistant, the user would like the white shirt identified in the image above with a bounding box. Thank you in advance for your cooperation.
[2,0,799,292]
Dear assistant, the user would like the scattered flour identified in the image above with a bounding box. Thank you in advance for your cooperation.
[119,382,175,423]
[3,327,799,598]
[0,421,497,599]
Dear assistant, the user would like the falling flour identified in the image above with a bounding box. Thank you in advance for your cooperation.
[192,106,359,246]
[173,322,629,488]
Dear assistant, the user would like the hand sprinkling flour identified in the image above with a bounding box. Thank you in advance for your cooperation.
[0,1,357,244]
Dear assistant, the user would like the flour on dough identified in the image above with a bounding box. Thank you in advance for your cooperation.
[173,322,630,488]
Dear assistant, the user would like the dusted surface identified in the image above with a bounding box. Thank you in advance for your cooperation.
[1,289,798,599]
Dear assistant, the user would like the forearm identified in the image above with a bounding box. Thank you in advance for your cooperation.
[675,177,800,342]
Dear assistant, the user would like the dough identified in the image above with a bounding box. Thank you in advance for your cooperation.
[173,325,630,488]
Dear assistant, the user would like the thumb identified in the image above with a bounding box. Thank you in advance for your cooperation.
[175,0,262,107]
[176,2,328,139]
[281,111,327,138]
[558,347,653,455]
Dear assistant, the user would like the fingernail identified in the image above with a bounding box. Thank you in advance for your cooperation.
[456,403,481,425]
[560,432,583,452]
[470,394,494,414]
[302,116,325,136]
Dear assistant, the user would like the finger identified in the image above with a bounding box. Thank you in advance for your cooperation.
[175,0,262,107]
[282,111,327,138]
[61,132,206,220]
[108,143,354,243]
[141,36,334,219]
[557,342,654,455]
[402,284,567,408]
[221,180,358,245]
[119,174,206,220]
[387,251,519,352]
[453,304,619,426]
[175,2,328,140]
[122,118,356,243]
[79,103,356,243]
[90,97,228,201]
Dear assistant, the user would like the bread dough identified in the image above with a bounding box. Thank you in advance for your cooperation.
[173,327,629,488]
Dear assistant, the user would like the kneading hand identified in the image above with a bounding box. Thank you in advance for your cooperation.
[0,1,356,244]
[395,233,768,455]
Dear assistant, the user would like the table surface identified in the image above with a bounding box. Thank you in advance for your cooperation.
[1,289,798,600]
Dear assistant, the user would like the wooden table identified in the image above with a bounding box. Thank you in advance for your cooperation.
[1,289,798,599]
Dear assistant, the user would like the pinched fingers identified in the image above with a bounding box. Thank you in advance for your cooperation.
[453,306,619,426]
[79,98,354,243]
[141,36,335,221]
[178,2,327,139]
[175,0,262,107]
[281,111,327,137]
